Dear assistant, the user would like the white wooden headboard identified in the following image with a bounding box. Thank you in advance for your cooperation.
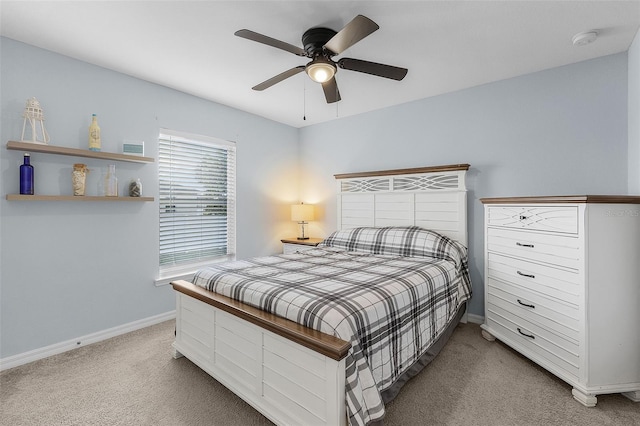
[335,164,470,247]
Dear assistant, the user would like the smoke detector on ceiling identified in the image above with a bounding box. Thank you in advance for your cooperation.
[572,31,598,46]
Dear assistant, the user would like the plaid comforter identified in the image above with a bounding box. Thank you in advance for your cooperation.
[193,227,471,426]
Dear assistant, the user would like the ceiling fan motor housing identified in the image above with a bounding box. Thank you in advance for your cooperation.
[302,27,337,57]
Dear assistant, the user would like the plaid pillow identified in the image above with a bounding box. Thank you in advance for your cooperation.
[319,226,466,266]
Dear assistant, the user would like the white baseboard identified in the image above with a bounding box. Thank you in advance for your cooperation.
[466,313,485,324]
[0,310,176,372]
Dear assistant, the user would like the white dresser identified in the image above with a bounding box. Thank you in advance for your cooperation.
[480,195,640,406]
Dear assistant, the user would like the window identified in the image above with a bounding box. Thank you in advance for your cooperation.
[158,129,236,279]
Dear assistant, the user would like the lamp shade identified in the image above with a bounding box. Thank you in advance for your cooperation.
[291,204,314,222]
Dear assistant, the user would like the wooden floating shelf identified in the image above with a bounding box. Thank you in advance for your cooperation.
[6,141,154,164]
[6,194,154,202]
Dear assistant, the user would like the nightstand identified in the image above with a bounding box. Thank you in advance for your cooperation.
[281,237,324,254]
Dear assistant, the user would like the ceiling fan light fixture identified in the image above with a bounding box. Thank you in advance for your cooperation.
[306,59,336,83]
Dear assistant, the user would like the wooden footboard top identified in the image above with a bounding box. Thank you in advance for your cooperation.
[171,280,351,361]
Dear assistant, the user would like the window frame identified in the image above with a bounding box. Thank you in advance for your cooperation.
[155,128,236,286]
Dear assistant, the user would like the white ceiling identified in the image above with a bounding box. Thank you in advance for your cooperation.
[2,1,639,128]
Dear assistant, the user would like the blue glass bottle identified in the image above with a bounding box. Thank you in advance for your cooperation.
[19,153,34,195]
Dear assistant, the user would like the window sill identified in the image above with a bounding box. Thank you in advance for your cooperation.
[155,255,235,287]
[154,272,195,287]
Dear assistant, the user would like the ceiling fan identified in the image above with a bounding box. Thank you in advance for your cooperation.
[235,15,408,104]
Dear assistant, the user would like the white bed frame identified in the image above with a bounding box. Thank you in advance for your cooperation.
[172,164,470,426]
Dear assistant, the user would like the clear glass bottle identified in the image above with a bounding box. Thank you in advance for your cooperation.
[88,114,101,152]
[19,153,34,195]
[104,164,118,197]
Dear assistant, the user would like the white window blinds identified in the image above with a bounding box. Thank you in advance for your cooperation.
[158,129,236,269]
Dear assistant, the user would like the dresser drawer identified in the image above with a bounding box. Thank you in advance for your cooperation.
[487,228,581,270]
[487,205,578,234]
[486,305,579,378]
[486,283,579,342]
[487,252,581,306]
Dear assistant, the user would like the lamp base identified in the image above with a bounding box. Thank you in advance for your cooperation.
[297,220,310,241]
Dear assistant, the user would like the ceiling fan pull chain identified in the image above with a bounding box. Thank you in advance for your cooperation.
[303,78,307,121]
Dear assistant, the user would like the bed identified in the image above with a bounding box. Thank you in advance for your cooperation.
[171,164,471,426]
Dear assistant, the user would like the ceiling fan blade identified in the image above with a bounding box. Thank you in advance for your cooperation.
[252,66,305,91]
[323,15,379,55]
[338,58,408,81]
[322,78,341,103]
[235,29,306,56]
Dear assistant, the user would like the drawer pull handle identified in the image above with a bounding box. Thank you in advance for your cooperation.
[519,215,528,220]
[517,328,535,339]
[517,270,535,279]
[516,242,534,248]
[517,299,535,309]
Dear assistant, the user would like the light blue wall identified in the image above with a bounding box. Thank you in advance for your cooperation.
[630,29,640,194]
[0,38,299,359]
[299,53,629,316]
[1,36,632,360]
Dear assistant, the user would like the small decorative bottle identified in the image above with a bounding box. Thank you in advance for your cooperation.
[72,163,89,196]
[19,153,34,195]
[129,178,142,197]
[104,164,118,197]
[88,114,101,152]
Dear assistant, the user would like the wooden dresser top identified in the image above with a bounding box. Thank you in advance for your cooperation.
[480,195,640,204]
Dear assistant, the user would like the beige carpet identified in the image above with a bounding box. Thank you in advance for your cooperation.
[1,320,638,425]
